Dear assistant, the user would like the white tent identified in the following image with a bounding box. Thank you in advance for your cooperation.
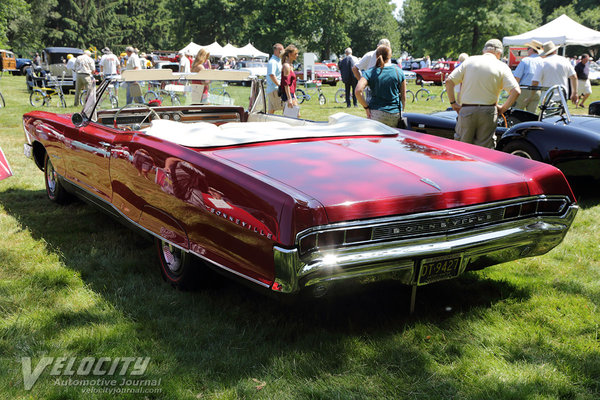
[237,43,269,59]
[503,14,600,48]
[201,41,224,56]
[179,42,202,56]
[217,43,240,58]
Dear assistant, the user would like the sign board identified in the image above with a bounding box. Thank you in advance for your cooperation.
[303,53,317,81]
[509,47,529,69]
[0,147,13,181]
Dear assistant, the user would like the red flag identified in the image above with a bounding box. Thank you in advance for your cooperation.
[0,147,13,181]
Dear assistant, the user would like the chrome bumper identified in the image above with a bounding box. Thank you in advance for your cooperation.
[273,205,578,295]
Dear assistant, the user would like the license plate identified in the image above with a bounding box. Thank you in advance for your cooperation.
[23,143,32,158]
[418,255,462,285]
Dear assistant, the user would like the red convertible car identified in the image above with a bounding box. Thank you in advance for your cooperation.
[412,61,458,85]
[23,69,577,308]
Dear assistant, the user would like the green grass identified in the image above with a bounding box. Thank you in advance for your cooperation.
[1,74,600,399]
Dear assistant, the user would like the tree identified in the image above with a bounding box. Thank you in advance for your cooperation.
[0,0,28,48]
[400,0,541,58]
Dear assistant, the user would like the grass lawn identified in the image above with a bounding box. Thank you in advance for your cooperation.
[0,73,599,399]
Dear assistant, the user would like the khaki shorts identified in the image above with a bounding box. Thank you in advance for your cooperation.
[267,90,284,112]
[578,79,592,95]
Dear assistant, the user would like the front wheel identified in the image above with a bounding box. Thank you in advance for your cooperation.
[0,91,4,108]
[56,94,67,108]
[406,90,415,103]
[318,93,326,105]
[295,88,306,104]
[30,90,45,107]
[440,90,448,103]
[501,140,542,161]
[44,153,70,203]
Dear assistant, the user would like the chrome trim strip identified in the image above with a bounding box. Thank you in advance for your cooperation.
[57,170,270,288]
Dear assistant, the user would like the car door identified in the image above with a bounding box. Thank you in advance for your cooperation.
[63,122,118,203]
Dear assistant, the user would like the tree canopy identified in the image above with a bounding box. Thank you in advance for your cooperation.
[2,0,599,60]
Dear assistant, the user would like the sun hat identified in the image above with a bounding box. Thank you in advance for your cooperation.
[540,41,560,57]
[102,47,111,54]
[523,39,543,54]
[483,39,503,53]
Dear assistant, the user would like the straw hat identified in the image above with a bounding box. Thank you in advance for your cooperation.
[523,39,543,54]
[540,41,560,57]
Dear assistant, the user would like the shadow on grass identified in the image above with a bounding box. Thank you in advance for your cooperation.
[567,179,600,209]
[0,187,541,396]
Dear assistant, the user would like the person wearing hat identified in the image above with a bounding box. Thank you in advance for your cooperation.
[99,47,120,95]
[124,46,144,104]
[513,39,544,112]
[444,39,520,149]
[531,41,577,104]
[73,50,95,107]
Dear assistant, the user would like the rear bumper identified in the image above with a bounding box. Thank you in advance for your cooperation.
[272,204,577,295]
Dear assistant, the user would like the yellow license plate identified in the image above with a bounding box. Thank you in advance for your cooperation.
[418,255,462,285]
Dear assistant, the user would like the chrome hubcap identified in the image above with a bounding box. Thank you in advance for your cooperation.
[510,150,532,159]
[162,243,182,274]
[46,160,57,193]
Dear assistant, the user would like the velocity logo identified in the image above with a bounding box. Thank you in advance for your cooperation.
[21,357,150,390]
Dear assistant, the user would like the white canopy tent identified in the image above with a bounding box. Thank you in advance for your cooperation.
[179,41,270,59]
[216,43,240,58]
[237,43,269,59]
[503,14,600,54]
[179,42,202,56]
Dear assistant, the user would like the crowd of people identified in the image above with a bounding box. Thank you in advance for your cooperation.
[48,38,597,150]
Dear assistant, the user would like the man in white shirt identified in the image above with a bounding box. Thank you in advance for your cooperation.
[513,40,544,112]
[351,38,391,80]
[99,47,120,77]
[124,46,143,104]
[445,39,520,149]
[531,41,577,104]
[178,51,191,73]
[73,50,96,106]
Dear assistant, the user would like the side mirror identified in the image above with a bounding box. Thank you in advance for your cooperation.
[71,113,85,127]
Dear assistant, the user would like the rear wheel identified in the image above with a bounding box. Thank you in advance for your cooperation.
[334,88,345,103]
[406,89,415,103]
[144,91,158,103]
[295,88,306,104]
[44,153,70,203]
[415,88,431,102]
[0,91,4,108]
[440,90,448,103]
[501,140,542,161]
[155,237,202,289]
[30,90,45,107]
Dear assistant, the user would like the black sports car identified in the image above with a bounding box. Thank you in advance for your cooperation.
[404,86,600,183]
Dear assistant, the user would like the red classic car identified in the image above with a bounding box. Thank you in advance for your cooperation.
[23,69,578,309]
[295,63,341,86]
[412,61,458,85]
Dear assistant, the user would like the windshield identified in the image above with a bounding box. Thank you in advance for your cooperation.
[93,76,253,116]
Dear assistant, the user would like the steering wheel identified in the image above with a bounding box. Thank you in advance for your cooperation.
[113,103,161,130]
